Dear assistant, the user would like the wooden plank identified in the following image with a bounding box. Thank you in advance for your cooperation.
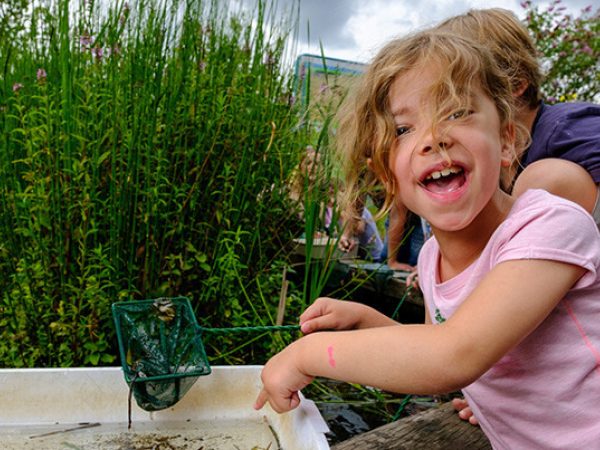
[335,260,424,308]
[331,402,491,450]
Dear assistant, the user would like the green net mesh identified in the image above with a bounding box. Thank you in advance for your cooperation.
[112,297,211,411]
[112,297,300,412]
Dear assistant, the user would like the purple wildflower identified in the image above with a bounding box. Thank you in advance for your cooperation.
[37,68,47,82]
[264,52,275,67]
[80,33,93,48]
[582,44,593,55]
[288,94,297,107]
[91,46,104,60]
[12,83,24,93]
[199,60,207,72]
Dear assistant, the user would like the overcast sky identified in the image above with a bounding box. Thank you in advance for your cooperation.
[292,0,594,63]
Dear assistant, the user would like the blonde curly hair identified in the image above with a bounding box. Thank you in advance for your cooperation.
[335,30,529,222]
[436,8,543,110]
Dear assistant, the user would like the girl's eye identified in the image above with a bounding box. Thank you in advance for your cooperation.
[395,126,411,137]
[447,110,472,121]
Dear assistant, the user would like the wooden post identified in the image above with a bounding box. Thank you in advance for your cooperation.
[331,402,491,450]
[276,267,289,326]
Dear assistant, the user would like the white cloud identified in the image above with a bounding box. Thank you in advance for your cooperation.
[295,0,592,63]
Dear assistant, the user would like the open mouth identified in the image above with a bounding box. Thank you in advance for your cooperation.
[421,165,466,194]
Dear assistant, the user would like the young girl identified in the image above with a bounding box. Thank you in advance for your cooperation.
[254,29,600,449]
[436,8,600,425]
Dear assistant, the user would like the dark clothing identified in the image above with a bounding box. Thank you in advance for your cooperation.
[381,212,424,266]
[522,101,600,182]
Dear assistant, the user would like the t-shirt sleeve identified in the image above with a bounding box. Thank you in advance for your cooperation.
[537,107,600,182]
[494,197,600,289]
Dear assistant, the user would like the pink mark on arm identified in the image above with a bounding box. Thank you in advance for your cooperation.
[327,345,336,368]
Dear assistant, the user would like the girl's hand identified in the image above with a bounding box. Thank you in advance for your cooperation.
[299,297,398,334]
[254,342,314,413]
[338,235,357,253]
[405,268,419,289]
[452,397,479,426]
[299,297,367,334]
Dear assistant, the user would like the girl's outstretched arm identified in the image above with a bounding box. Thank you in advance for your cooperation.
[299,297,399,334]
[255,258,585,413]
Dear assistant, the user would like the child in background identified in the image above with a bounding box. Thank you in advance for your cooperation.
[437,8,600,220]
[288,146,335,234]
[339,200,384,261]
[291,146,383,258]
[436,7,600,424]
[255,29,600,449]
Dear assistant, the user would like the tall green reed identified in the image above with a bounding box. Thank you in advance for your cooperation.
[0,0,312,367]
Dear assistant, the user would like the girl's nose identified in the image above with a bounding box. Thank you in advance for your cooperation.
[419,129,453,165]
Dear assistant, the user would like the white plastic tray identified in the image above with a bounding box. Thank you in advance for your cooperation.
[0,366,330,449]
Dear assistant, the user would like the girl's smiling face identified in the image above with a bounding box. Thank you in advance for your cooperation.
[388,67,513,232]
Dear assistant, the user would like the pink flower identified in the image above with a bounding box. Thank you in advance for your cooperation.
[91,46,104,60]
[288,94,297,107]
[80,33,93,48]
[37,68,47,81]
[12,83,23,92]
[263,52,275,66]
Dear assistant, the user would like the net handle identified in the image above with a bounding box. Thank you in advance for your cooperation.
[199,324,301,335]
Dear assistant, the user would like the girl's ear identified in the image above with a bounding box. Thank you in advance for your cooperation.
[500,123,516,168]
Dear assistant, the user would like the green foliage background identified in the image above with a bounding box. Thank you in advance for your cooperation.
[524,0,599,102]
[0,0,310,367]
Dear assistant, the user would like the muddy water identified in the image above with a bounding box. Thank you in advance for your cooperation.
[1,418,279,449]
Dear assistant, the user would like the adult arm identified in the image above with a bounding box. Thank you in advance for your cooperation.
[387,202,416,270]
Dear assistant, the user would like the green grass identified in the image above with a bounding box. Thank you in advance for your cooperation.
[0,0,324,367]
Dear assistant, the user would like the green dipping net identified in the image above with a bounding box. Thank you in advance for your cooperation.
[112,297,299,411]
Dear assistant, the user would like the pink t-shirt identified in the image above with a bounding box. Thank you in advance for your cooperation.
[418,189,600,449]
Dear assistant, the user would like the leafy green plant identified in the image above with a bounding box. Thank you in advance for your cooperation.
[524,0,600,102]
[0,0,308,367]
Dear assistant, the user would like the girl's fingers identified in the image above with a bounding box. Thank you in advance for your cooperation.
[300,314,334,333]
[299,298,330,323]
[451,397,466,409]
[254,388,268,410]
[254,388,301,414]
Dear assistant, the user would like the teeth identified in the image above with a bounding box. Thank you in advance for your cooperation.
[426,166,461,181]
